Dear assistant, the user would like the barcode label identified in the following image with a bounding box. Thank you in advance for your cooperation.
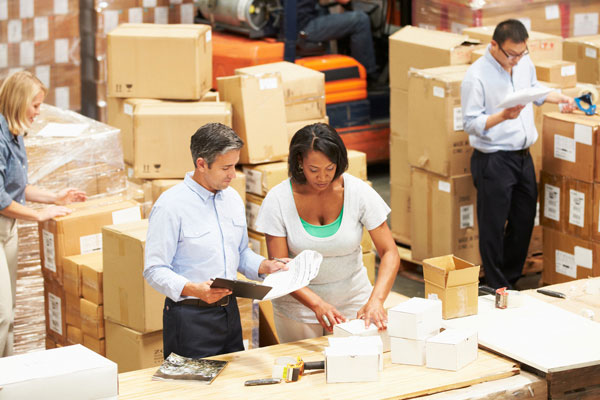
[544,184,560,222]
[569,189,585,228]
[42,229,56,272]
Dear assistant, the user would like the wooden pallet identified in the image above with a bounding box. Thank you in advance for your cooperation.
[396,245,424,283]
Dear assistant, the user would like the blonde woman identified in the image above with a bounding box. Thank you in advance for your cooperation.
[0,71,86,357]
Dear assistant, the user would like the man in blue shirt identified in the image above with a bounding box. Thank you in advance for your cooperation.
[461,19,574,289]
[144,123,287,359]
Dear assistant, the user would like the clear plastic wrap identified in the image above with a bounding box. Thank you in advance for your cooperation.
[13,103,127,354]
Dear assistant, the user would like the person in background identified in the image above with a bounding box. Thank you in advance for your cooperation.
[255,123,400,343]
[144,123,288,359]
[0,71,87,357]
[461,19,575,289]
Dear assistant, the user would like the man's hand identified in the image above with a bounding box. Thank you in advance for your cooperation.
[357,298,387,330]
[558,94,576,113]
[501,104,525,120]
[258,258,290,275]
[181,280,231,304]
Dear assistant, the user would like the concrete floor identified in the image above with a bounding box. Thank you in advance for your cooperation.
[366,162,542,299]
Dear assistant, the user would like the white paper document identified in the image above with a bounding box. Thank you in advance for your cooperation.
[37,122,88,137]
[262,250,322,301]
[496,87,552,109]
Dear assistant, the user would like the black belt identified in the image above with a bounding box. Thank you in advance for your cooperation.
[171,295,231,308]
[508,148,529,156]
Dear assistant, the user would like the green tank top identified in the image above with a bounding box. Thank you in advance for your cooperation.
[291,180,343,238]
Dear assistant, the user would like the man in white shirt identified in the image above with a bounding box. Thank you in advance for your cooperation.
[461,19,574,289]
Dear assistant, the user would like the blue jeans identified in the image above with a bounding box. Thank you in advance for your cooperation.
[302,10,376,76]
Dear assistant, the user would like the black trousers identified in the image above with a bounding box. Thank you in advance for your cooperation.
[162,296,244,359]
[471,149,537,289]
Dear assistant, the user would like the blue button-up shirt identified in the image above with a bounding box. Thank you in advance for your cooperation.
[144,172,264,302]
[461,46,548,153]
[0,114,28,210]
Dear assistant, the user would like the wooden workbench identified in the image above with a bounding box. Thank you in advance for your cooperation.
[118,336,518,400]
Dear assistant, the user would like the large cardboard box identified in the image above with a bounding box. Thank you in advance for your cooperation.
[564,36,600,85]
[70,252,104,305]
[83,335,106,357]
[105,319,164,373]
[103,220,164,333]
[67,325,83,345]
[565,177,593,240]
[107,24,212,99]
[245,193,263,232]
[243,161,288,197]
[150,179,183,204]
[80,298,105,339]
[390,132,410,186]
[410,168,480,264]
[593,182,600,242]
[542,112,600,183]
[38,198,142,285]
[542,227,600,284]
[422,255,480,319]
[347,149,368,181]
[65,292,82,328]
[407,65,472,177]
[235,61,326,122]
[462,26,563,62]
[44,278,66,345]
[113,99,232,179]
[217,74,288,164]
[62,255,82,297]
[388,26,477,91]
[390,88,408,139]
[534,60,577,89]
[248,230,268,258]
[285,117,329,144]
[390,183,411,245]
[540,171,565,232]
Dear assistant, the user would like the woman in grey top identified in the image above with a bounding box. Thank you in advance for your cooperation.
[0,71,86,357]
[255,123,400,343]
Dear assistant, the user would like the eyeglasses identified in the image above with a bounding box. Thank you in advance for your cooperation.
[498,43,529,60]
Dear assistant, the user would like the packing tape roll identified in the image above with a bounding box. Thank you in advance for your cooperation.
[272,356,296,379]
[578,86,599,104]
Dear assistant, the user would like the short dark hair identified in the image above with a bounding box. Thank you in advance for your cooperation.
[190,123,243,167]
[288,123,348,184]
[493,19,529,45]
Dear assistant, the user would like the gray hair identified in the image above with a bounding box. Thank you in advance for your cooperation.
[190,123,244,167]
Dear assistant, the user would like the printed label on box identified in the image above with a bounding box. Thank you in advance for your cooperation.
[54,0,68,14]
[35,65,50,88]
[42,229,57,272]
[8,20,22,43]
[181,3,194,24]
[20,0,33,18]
[34,17,49,42]
[0,44,6,68]
[80,233,102,254]
[128,8,142,23]
[561,65,576,77]
[259,77,278,90]
[545,5,559,20]
[574,246,592,269]
[460,204,474,229]
[574,124,592,146]
[143,0,156,6]
[244,169,263,195]
[55,87,69,109]
[170,0,182,4]
[554,134,575,163]
[433,86,445,98]
[569,189,585,228]
[438,181,451,193]
[518,17,531,32]
[453,107,463,131]
[103,10,119,34]
[574,13,599,36]
[544,184,560,222]
[555,250,576,279]
[586,47,598,59]
[112,206,141,224]
[245,202,261,231]
[48,292,63,335]
[154,6,168,24]
[55,39,69,63]
[535,201,540,226]
[19,41,33,66]
[0,0,7,20]
[123,103,133,116]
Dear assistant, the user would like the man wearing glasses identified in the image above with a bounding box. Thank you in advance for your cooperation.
[461,19,575,289]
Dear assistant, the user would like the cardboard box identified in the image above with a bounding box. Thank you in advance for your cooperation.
[422,255,480,319]
[243,161,288,197]
[230,170,247,204]
[534,60,577,89]
[363,250,376,286]
[542,112,600,183]
[390,337,427,366]
[324,337,380,383]
[387,297,442,339]
[81,298,105,339]
[565,177,593,240]
[217,74,288,164]
[0,345,117,399]
[245,193,263,232]
[103,220,164,333]
[44,278,66,345]
[390,88,408,139]
[540,171,565,232]
[235,61,326,122]
[462,26,563,62]
[105,319,164,373]
[333,319,390,352]
[388,26,477,90]
[38,198,141,285]
[151,179,183,204]
[114,99,232,179]
[407,65,472,177]
[347,149,368,181]
[67,325,82,345]
[64,252,103,305]
[425,329,478,371]
[542,227,600,284]
[83,334,106,357]
[285,117,329,144]
[410,168,480,264]
[107,24,212,99]
[65,292,81,328]
[564,36,600,85]
[248,230,268,258]
[593,182,600,242]
[390,135,410,186]
[390,183,411,245]
[62,255,81,297]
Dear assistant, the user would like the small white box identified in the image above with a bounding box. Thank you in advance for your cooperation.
[390,336,427,366]
[333,319,391,352]
[325,336,380,383]
[426,329,478,371]
[388,297,442,339]
[0,344,118,399]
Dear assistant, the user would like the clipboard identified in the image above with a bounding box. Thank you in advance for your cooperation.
[210,278,272,300]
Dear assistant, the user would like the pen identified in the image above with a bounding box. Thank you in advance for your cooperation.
[536,288,566,299]
[272,257,289,264]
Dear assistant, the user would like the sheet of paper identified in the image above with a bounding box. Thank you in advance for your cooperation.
[496,87,552,109]
[36,122,88,137]
[262,250,322,301]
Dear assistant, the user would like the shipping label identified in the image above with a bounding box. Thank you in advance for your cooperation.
[112,206,142,224]
[554,134,575,163]
[460,204,474,229]
[569,189,585,228]
[544,184,560,222]
[574,13,599,36]
[575,246,593,269]
[574,124,592,145]
[48,292,63,335]
[244,169,263,195]
[80,233,102,254]
[42,229,57,273]
[453,107,463,131]
[561,65,576,77]
[555,250,576,279]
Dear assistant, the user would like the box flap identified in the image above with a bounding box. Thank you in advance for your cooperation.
[391,26,478,50]
[423,255,479,287]
[544,111,600,127]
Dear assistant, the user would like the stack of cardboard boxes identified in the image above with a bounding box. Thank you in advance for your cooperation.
[0,0,81,110]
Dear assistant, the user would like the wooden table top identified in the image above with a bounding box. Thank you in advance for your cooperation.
[118,336,518,400]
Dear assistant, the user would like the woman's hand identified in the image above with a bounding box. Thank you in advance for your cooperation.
[37,205,72,222]
[357,298,387,330]
[55,188,87,205]
[311,300,346,332]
